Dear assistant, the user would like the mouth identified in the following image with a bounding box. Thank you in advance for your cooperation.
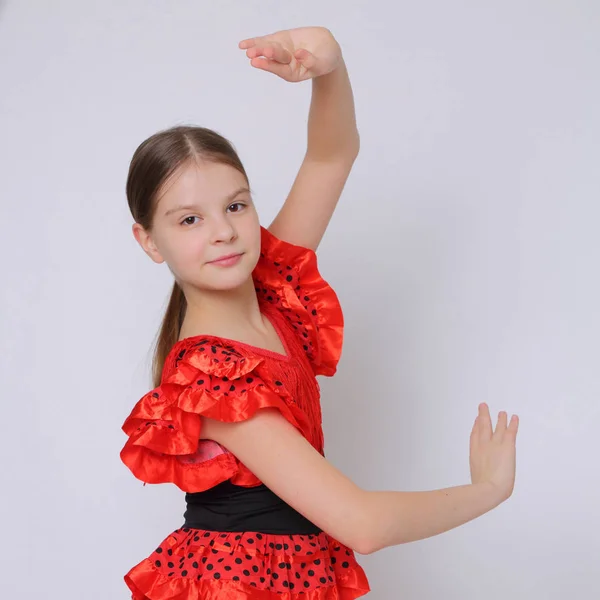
[208,252,244,266]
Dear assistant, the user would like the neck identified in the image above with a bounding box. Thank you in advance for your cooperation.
[178,276,267,341]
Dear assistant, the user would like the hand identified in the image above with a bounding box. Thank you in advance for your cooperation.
[470,403,519,502]
[238,26,343,83]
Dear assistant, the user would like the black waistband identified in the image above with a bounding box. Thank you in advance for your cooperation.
[183,481,321,534]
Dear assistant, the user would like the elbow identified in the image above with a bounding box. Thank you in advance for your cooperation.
[344,490,379,556]
[349,529,379,556]
[352,539,376,556]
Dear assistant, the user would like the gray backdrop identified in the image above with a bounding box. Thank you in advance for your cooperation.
[1,0,598,598]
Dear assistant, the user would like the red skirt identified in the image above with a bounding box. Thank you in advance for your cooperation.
[125,527,370,599]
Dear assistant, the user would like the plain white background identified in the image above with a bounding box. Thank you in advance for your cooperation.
[1,1,598,598]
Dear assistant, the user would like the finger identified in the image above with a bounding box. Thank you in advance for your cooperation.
[478,403,493,443]
[246,43,291,64]
[295,48,317,70]
[506,414,519,439]
[470,415,480,447]
[239,38,258,49]
[493,411,507,442]
[249,57,292,79]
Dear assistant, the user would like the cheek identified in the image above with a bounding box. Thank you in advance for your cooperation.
[166,235,209,270]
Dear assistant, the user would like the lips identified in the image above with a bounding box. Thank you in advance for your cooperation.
[209,252,243,263]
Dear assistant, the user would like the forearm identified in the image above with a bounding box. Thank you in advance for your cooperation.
[306,58,360,160]
[363,482,501,553]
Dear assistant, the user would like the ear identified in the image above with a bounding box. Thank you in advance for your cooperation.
[132,222,165,264]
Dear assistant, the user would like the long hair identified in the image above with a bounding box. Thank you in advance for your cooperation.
[125,125,250,388]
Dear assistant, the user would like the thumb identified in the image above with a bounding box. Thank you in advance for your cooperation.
[294,48,317,70]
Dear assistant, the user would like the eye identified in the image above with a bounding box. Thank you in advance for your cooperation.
[227,202,247,213]
[180,216,200,226]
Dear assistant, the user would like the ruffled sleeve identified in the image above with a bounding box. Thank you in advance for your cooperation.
[120,339,312,492]
[253,226,344,376]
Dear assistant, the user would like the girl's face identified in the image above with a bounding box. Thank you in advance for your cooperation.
[133,160,261,292]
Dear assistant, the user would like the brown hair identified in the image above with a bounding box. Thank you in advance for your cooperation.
[125,125,250,389]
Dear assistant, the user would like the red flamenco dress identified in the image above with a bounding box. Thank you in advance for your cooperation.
[120,226,371,599]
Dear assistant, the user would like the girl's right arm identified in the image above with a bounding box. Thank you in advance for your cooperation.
[200,403,518,555]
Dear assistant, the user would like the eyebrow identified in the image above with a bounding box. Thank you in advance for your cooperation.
[163,186,251,217]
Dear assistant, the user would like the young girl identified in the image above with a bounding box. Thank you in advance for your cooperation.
[120,26,519,599]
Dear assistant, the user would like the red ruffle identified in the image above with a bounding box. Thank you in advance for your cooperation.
[254,226,344,377]
[120,344,312,492]
[125,527,371,600]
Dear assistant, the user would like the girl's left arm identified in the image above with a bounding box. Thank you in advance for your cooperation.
[240,28,360,251]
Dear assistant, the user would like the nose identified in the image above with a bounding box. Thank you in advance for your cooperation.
[210,215,237,244]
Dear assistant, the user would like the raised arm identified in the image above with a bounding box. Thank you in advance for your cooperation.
[200,404,517,555]
[268,57,360,252]
[239,27,360,251]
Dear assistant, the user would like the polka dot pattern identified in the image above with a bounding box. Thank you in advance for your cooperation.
[125,528,370,599]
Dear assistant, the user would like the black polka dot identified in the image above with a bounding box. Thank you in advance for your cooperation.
[155,547,163,554]
[154,560,161,567]
[272,572,279,580]
[295,545,301,551]
[206,564,214,571]
[243,569,250,576]
[233,576,240,581]
[308,569,315,576]
[167,562,174,568]
[342,561,349,568]
[181,570,188,577]
[252,565,259,573]
[304,581,310,588]
[235,558,242,565]
[214,572,221,580]
[320,577,327,584]
[192,562,198,568]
